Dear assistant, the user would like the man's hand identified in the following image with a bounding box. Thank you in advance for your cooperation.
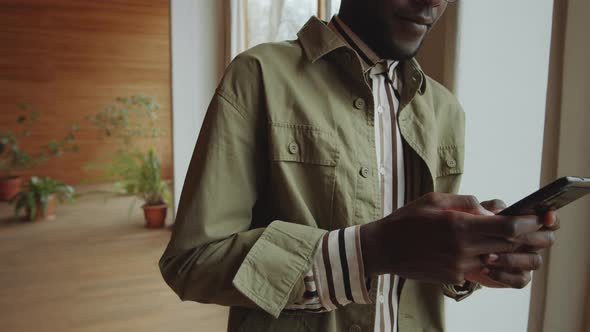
[359,193,548,286]
[465,199,558,288]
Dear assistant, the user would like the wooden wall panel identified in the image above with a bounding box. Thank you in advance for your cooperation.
[0,0,172,184]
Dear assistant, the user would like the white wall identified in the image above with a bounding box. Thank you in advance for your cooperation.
[170,0,224,212]
[446,1,554,331]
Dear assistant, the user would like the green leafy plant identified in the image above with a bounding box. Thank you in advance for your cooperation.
[85,94,163,150]
[0,103,79,176]
[84,94,166,181]
[108,149,171,213]
[84,94,171,216]
[10,176,75,220]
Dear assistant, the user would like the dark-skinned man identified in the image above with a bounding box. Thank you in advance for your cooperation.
[160,0,558,331]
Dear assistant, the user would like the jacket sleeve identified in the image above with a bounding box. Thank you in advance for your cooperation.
[159,57,327,318]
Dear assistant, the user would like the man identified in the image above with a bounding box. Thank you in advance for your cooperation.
[160,0,558,331]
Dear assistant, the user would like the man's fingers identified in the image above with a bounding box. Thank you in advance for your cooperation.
[484,269,532,289]
[425,193,493,215]
[456,257,484,272]
[480,199,507,214]
[465,237,519,256]
[485,253,543,271]
[542,211,560,231]
[465,214,542,238]
[465,230,553,257]
[512,230,556,250]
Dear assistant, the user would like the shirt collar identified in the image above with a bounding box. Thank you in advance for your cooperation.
[297,16,427,94]
[370,60,400,89]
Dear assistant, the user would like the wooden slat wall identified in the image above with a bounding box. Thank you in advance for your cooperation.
[0,0,172,184]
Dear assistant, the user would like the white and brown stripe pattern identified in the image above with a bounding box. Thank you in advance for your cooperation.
[287,16,406,332]
[283,270,325,311]
[315,226,371,309]
[285,226,371,312]
[369,59,405,332]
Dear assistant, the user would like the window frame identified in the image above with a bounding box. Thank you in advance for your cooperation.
[320,0,341,20]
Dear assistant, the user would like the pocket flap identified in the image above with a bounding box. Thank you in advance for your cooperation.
[269,124,339,166]
[436,145,464,177]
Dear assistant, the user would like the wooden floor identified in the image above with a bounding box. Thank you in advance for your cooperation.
[0,191,228,332]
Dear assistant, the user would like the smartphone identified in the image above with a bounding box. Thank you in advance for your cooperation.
[498,176,590,216]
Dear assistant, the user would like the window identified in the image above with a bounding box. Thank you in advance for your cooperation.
[326,0,341,19]
[246,0,318,48]
[229,0,343,60]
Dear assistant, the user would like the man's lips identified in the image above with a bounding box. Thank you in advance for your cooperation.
[394,14,434,26]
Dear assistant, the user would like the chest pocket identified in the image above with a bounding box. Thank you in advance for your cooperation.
[267,123,339,229]
[269,123,339,165]
[434,145,464,194]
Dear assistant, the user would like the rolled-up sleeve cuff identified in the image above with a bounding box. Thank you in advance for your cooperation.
[232,220,326,318]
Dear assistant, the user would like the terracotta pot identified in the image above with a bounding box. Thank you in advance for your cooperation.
[0,176,22,201]
[142,204,168,229]
[26,193,57,221]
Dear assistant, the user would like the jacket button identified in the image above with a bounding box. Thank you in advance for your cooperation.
[360,167,370,178]
[446,159,457,168]
[288,142,299,154]
[349,325,362,332]
[354,98,366,110]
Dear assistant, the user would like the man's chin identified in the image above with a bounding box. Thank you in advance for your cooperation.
[383,46,419,61]
[384,39,424,61]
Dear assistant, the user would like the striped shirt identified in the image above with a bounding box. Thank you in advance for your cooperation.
[285,16,406,332]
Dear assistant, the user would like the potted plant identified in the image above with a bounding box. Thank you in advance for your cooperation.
[10,176,75,221]
[0,103,79,200]
[85,94,171,228]
[111,149,172,228]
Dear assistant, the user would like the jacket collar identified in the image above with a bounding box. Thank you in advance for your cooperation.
[297,16,427,94]
[297,16,347,63]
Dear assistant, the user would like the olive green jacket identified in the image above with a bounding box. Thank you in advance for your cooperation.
[160,17,466,332]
